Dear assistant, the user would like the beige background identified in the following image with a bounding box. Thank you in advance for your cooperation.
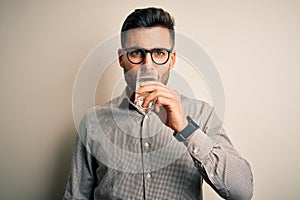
[1,1,299,199]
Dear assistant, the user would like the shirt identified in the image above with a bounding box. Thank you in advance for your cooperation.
[63,90,253,200]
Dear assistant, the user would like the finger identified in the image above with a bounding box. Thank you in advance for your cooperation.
[142,89,174,108]
[140,81,164,87]
[155,95,178,110]
[136,83,169,94]
[154,103,161,113]
[143,92,178,110]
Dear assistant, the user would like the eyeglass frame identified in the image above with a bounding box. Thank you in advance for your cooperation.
[123,47,173,65]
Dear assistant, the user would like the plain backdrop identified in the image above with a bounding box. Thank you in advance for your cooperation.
[1,1,299,199]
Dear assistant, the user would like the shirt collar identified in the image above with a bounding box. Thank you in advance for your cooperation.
[117,87,138,111]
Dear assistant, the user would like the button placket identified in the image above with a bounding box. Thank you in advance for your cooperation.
[142,114,151,152]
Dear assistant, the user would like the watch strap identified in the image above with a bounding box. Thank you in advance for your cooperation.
[174,116,199,142]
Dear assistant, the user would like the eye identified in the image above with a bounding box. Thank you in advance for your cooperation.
[129,49,143,57]
[154,49,167,57]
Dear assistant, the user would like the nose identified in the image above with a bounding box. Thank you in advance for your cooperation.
[142,51,153,65]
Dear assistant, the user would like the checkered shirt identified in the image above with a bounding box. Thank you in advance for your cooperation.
[63,90,253,200]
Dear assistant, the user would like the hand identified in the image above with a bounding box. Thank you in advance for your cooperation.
[136,81,188,132]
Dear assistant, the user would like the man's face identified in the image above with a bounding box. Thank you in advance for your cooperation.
[118,27,176,91]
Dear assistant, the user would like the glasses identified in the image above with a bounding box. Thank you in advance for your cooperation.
[124,47,172,65]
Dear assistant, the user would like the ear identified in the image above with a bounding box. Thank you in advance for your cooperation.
[118,49,125,68]
[169,50,176,69]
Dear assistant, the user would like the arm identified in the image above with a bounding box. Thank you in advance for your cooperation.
[137,83,253,199]
[63,117,98,200]
[184,109,254,200]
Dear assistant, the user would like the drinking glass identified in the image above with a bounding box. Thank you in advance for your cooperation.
[134,65,158,112]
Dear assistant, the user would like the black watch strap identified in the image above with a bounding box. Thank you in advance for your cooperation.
[173,116,199,142]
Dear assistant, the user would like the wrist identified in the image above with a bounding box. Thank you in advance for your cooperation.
[178,117,189,132]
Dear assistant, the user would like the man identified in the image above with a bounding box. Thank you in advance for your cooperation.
[63,7,253,200]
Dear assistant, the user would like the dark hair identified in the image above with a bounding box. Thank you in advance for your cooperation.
[121,7,175,48]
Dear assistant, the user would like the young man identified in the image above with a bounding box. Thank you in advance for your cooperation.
[63,7,253,200]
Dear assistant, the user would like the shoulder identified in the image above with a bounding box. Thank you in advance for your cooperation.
[82,95,123,125]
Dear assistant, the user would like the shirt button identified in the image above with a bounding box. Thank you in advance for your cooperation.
[146,173,151,179]
[144,115,149,119]
[192,147,200,154]
[144,142,150,148]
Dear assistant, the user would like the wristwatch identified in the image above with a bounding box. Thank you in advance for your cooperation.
[173,116,200,142]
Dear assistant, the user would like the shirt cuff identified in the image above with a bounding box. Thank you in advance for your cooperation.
[183,129,214,160]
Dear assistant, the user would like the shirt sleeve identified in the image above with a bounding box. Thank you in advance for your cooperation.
[63,116,98,200]
[184,109,254,200]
